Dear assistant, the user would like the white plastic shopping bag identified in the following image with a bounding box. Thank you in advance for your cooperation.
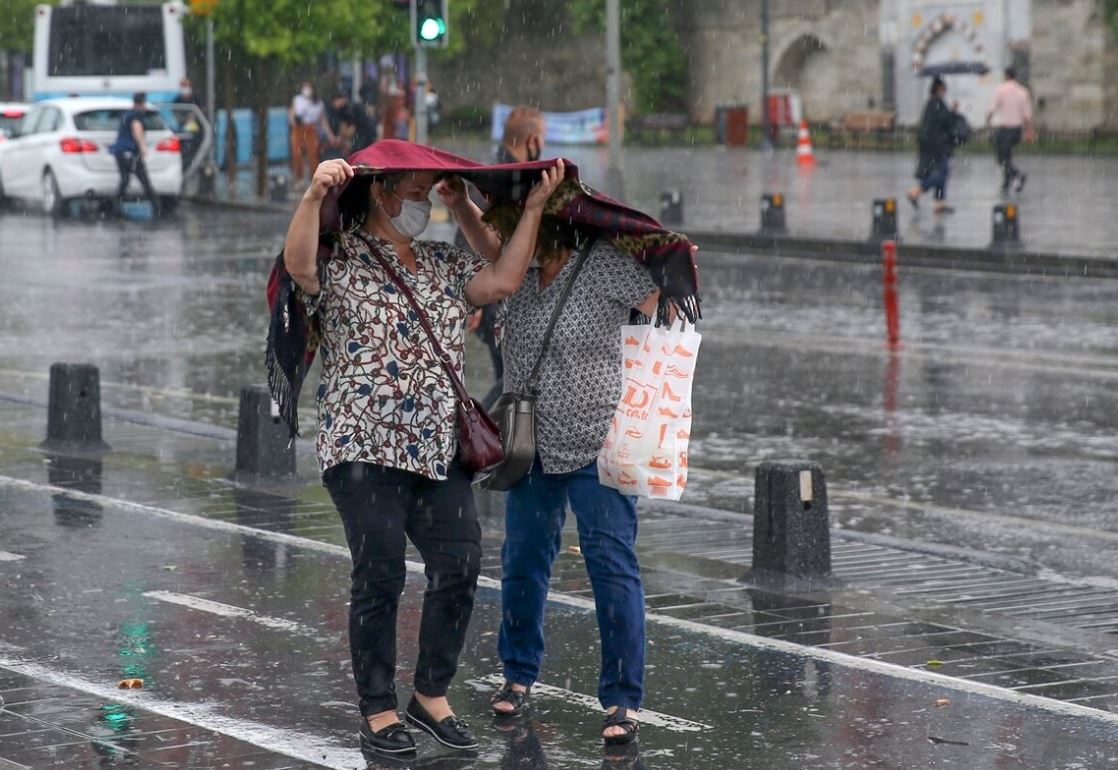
[598,321,701,500]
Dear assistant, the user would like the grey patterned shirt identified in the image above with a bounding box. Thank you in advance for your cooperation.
[500,239,657,474]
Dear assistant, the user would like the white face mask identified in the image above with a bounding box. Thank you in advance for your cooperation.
[301,86,313,98]
[389,195,431,239]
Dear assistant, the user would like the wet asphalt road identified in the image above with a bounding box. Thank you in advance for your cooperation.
[2,205,1118,584]
[2,460,1117,768]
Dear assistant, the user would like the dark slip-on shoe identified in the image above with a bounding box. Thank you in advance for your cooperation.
[359,718,417,755]
[405,697,479,750]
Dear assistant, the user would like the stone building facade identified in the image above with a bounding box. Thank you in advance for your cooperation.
[685,0,1116,130]
[429,0,1116,132]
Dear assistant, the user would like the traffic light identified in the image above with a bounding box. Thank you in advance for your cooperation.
[411,0,448,48]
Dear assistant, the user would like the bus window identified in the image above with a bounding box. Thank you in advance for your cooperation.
[48,5,166,77]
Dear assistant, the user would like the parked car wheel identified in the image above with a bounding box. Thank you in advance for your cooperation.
[0,172,8,210]
[41,170,63,217]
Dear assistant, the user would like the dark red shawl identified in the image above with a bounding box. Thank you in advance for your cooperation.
[266,139,700,438]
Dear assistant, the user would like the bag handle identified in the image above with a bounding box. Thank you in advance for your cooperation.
[352,231,474,409]
[526,235,598,393]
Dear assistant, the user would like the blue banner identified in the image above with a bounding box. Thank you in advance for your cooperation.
[491,103,608,146]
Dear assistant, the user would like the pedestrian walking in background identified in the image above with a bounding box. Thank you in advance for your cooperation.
[288,81,327,185]
[907,77,958,215]
[320,89,352,161]
[109,92,162,217]
[459,106,549,408]
[481,179,699,747]
[987,67,1034,194]
[172,77,199,107]
[278,144,564,757]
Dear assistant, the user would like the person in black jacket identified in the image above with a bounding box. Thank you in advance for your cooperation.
[907,77,958,214]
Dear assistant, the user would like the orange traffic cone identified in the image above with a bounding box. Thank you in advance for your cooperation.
[796,120,816,166]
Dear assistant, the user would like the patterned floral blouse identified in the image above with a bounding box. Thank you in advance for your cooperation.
[301,231,489,480]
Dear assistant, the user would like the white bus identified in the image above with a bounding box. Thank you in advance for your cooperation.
[31,1,188,103]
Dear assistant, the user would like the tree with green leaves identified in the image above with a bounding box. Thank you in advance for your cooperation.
[0,0,56,100]
[193,0,495,197]
[570,0,688,114]
[1107,0,1118,41]
[0,0,41,53]
[197,0,394,196]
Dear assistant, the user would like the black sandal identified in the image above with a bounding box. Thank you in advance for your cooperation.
[490,682,531,718]
[602,707,639,745]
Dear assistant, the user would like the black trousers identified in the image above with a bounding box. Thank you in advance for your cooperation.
[995,127,1023,191]
[324,461,482,716]
[114,152,160,211]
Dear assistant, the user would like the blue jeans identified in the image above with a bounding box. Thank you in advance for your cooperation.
[499,457,645,710]
[919,158,950,200]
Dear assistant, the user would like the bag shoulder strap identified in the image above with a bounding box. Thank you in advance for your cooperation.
[526,235,598,393]
[352,231,473,406]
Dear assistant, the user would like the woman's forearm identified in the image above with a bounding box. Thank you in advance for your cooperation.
[453,199,502,260]
[489,207,542,291]
[284,197,322,293]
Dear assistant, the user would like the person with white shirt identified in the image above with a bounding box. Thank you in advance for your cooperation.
[288,82,331,185]
[986,67,1034,194]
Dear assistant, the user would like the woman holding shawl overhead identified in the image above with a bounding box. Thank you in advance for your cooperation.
[277,141,563,756]
[480,178,700,747]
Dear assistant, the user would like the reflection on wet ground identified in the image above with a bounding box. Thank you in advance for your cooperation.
[2,452,1118,768]
[4,196,1118,766]
[4,206,1118,580]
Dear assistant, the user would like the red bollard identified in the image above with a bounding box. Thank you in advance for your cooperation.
[882,240,900,350]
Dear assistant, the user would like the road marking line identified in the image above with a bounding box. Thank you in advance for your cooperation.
[142,591,316,636]
[468,674,710,732]
[3,474,1118,728]
[0,656,357,769]
[0,551,25,562]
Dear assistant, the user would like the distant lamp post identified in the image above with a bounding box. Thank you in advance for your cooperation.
[761,0,771,150]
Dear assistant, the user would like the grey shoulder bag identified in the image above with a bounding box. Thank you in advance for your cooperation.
[477,238,596,490]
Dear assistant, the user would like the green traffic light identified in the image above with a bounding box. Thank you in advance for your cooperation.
[419,16,443,41]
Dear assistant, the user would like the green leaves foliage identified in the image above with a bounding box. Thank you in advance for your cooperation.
[199,0,492,66]
[0,0,55,53]
[570,0,688,113]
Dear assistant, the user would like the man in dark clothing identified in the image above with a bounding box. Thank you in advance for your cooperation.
[456,106,547,407]
[111,92,161,217]
[907,78,958,214]
[173,77,199,106]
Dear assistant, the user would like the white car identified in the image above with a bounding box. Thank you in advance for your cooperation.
[0,97,183,216]
[0,103,28,143]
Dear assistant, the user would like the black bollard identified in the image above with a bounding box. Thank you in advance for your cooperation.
[760,193,786,235]
[748,460,836,587]
[992,203,1020,246]
[236,385,295,477]
[42,363,110,451]
[268,172,289,203]
[659,189,683,227]
[871,198,898,240]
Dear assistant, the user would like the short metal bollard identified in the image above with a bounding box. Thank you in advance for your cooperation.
[760,193,786,235]
[268,172,289,203]
[659,189,683,227]
[42,363,110,451]
[992,204,1020,246]
[748,460,836,587]
[236,385,295,477]
[871,198,898,240]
